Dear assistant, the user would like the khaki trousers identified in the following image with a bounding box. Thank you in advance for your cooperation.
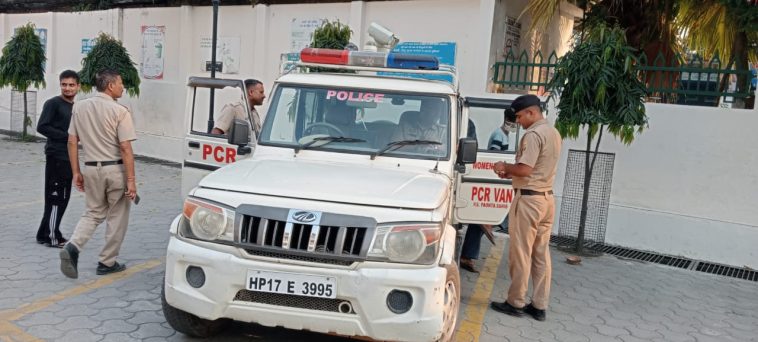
[506,192,555,310]
[70,164,131,267]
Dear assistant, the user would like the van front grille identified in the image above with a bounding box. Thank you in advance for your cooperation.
[234,205,376,264]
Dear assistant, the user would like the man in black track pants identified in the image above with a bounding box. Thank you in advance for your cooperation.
[35,70,80,248]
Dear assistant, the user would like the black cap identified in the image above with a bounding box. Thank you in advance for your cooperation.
[510,94,541,113]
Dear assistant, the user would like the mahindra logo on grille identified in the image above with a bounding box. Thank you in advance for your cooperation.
[292,211,317,223]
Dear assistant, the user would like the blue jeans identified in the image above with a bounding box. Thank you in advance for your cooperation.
[460,216,509,260]
[461,224,484,260]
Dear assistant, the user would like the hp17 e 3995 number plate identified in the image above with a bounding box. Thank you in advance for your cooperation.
[246,270,336,299]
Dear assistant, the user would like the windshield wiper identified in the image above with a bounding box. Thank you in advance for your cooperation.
[295,136,366,153]
[370,140,441,160]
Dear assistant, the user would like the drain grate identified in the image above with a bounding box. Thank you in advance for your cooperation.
[596,245,692,269]
[544,234,756,283]
[695,261,758,281]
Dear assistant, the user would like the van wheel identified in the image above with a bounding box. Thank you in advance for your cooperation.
[437,263,461,342]
[161,284,225,337]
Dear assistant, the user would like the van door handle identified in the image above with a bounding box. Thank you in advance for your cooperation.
[188,141,200,148]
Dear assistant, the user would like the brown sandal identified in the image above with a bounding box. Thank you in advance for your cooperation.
[460,258,479,273]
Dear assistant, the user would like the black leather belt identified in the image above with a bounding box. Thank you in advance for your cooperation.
[84,160,123,166]
[518,189,554,196]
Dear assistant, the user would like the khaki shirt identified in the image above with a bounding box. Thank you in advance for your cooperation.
[214,101,261,137]
[512,119,562,191]
[68,93,137,162]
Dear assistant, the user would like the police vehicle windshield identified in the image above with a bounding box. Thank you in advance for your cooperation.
[258,85,451,160]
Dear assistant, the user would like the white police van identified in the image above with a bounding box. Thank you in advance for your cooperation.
[163,48,521,341]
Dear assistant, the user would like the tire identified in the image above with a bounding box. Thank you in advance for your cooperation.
[161,283,226,338]
[437,263,461,342]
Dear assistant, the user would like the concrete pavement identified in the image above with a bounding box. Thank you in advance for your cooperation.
[1,136,756,342]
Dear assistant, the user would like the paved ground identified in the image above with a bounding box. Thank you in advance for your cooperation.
[1,136,757,342]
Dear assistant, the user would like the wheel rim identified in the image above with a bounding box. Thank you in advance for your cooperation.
[440,278,459,341]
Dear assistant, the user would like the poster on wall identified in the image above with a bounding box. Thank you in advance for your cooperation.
[378,42,457,83]
[141,26,166,80]
[290,18,325,52]
[504,16,521,56]
[36,28,47,70]
[81,38,96,54]
[200,37,240,74]
[35,28,48,53]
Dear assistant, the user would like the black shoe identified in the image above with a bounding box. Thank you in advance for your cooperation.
[59,243,79,279]
[96,262,126,275]
[490,301,524,317]
[524,303,546,321]
[36,239,47,245]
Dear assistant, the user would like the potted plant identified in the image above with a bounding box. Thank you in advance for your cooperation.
[79,33,140,97]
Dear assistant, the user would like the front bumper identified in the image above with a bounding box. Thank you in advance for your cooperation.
[164,235,450,341]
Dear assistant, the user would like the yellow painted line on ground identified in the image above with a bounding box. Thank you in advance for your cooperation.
[0,258,163,322]
[453,237,506,342]
[0,320,43,342]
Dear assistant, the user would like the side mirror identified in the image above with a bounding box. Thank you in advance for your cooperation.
[228,119,251,145]
[228,119,252,155]
[456,137,477,164]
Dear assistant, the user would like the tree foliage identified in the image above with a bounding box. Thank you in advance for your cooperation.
[311,20,352,50]
[525,0,756,102]
[0,23,46,92]
[676,0,758,61]
[79,33,140,97]
[548,24,648,145]
[0,23,46,140]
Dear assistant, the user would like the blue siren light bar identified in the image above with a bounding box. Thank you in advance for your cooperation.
[300,48,439,70]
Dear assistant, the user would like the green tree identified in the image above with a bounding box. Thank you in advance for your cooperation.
[0,23,46,140]
[676,0,758,107]
[311,20,352,50]
[547,24,648,254]
[525,0,757,107]
[79,33,140,97]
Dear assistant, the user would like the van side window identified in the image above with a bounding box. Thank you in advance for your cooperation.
[467,107,519,153]
[189,86,251,136]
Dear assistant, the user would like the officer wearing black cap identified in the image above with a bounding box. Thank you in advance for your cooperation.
[489,94,562,322]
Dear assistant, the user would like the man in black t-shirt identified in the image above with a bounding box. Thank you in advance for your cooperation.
[35,70,80,248]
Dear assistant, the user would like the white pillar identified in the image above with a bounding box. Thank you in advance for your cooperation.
[178,5,194,83]
[253,4,270,80]
[349,1,366,47]
[49,12,58,76]
[467,0,497,94]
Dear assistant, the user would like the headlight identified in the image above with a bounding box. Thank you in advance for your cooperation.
[179,197,235,242]
[368,223,442,264]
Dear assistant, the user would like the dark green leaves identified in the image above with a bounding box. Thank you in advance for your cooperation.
[548,24,648,145]
[0,23,46,92]
[79,33,140,97]
[309,20,353,73]
[311,20,352,50]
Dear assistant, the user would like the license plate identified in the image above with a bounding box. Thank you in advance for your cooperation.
[246,270,336,299]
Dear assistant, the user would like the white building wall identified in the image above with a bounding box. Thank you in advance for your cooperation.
[553,104,758,269]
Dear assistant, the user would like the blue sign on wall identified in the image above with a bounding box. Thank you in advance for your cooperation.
[81,38,95,54]
[379,41,457,83]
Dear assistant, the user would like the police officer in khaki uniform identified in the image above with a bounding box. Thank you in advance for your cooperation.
[490,94,561,321]
[60,69,138,279]
[211,79,265,137]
